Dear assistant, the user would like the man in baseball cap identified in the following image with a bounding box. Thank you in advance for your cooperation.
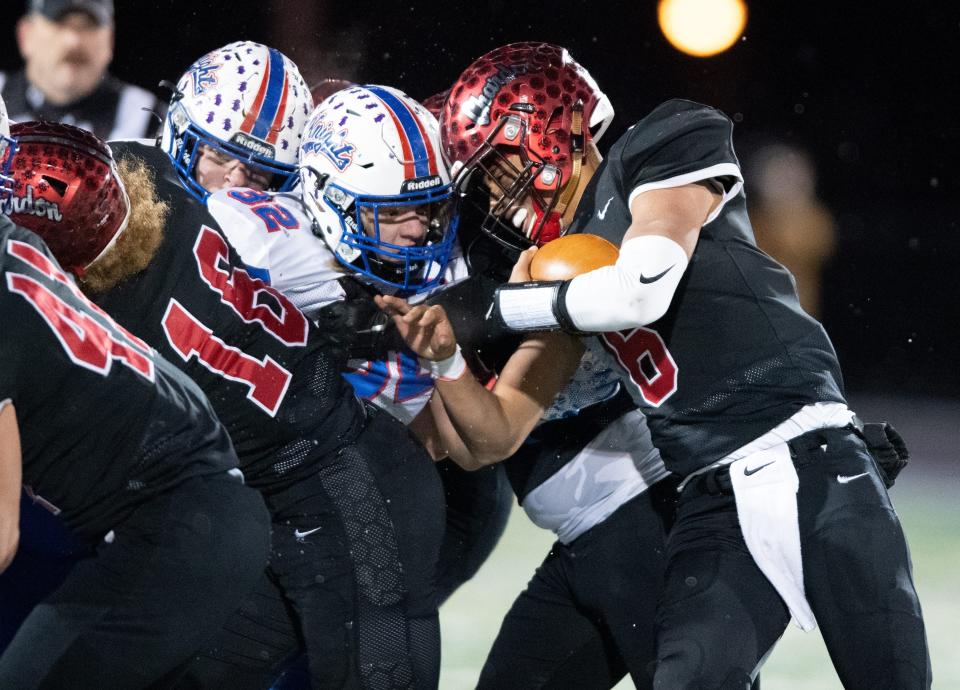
[0,0,161,140]
[29,0,114,25]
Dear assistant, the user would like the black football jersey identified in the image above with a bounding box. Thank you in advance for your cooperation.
[0,219,235,538]
[95,142,365,488]
[569,99,846,476]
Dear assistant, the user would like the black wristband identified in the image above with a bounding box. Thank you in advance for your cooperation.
[552,280,585,334]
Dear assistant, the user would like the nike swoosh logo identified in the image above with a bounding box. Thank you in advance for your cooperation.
[743,461,775,476]
[837,472,869,484]
[639,265,675,284]
[597,196,614,220]
[293,526,323,540]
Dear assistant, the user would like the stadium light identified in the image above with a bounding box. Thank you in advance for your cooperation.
[658,0,748,57]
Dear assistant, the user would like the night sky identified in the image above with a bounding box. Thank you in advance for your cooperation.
[4,1,959,395]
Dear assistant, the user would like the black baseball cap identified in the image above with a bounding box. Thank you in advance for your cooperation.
[29,0,114,25]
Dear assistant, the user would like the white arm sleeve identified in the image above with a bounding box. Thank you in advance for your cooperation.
[563,235,688,331]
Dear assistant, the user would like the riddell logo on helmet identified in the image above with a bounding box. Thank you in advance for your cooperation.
[230,132,276,160]
[2,185,63,222]
[462,63,529,126]
[400,175,443,193]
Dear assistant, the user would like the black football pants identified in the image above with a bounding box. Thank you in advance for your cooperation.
[166,408,445,690]
[222,458,514,690]
[434,459,513,604]
[478,479,678,690]
[653,427,931,690]
[0,473,270,690]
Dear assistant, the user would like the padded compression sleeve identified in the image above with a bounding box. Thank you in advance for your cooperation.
[563,235,688,331]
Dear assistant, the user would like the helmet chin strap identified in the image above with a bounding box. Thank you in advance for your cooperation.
[553,101,585,220]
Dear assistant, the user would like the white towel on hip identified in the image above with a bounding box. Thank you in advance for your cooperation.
[729,442,817,632]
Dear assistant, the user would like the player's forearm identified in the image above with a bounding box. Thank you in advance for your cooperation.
[433,372,526,467]
[495,234,688,333]
[411,394,486,471]
[435,333,584,467]
[0,401,22,573]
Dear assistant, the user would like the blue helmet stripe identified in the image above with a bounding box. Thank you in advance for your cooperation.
[251,49,287,140]
[366,86,430,178]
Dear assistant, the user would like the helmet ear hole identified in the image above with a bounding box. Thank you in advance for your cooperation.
[41,175,69,197]
[544,106,564,134]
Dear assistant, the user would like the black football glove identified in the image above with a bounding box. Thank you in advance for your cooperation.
[860,422,910,488]
[311,277,405,362]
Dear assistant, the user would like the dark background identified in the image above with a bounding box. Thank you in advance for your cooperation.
[4,0,958,396]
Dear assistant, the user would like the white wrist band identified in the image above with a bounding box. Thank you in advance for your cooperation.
[496,284,561,331]
[429,345,467,381]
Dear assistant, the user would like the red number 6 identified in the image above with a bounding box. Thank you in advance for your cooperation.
[600,327,678,407]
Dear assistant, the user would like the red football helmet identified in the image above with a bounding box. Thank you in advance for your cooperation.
[441,42,613,249]
[421,88,451,120]
[6,121,130,275]
[309,78,355,104]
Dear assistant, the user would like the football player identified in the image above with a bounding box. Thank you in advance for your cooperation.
[0,108,271,687]
[8,42,446,690]
[396,41,930,689]
[376,44,678,690]
[160,41,312,202]
[192,79,513,605]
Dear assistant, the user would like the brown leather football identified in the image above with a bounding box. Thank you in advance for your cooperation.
[529,234,620,281]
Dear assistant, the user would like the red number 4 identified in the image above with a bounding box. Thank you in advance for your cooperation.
[7,272,154,381]
[600,327,678,407]
[6,240,154,381]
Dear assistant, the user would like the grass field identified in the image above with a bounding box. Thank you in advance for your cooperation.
[439,471,959,689]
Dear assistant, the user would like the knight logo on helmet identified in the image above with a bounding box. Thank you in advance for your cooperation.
[302,119,355,172]
[4,121,130,275]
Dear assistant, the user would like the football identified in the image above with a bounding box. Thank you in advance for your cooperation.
[529,233,620,281]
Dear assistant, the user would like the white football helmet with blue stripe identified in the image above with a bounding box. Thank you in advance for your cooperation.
[0,95,15,197]
[298,85,459,293]
[161,41,313,201]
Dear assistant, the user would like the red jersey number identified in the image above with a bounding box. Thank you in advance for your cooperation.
[162,300,291,416]
[7,272,155,381]
[192,226,308,346]
[160,226,305,417]
[600,328,678,407]
[8,240,151,352]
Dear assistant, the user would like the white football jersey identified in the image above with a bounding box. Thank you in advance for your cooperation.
[207,187,348,316]
[207,187,445,423]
